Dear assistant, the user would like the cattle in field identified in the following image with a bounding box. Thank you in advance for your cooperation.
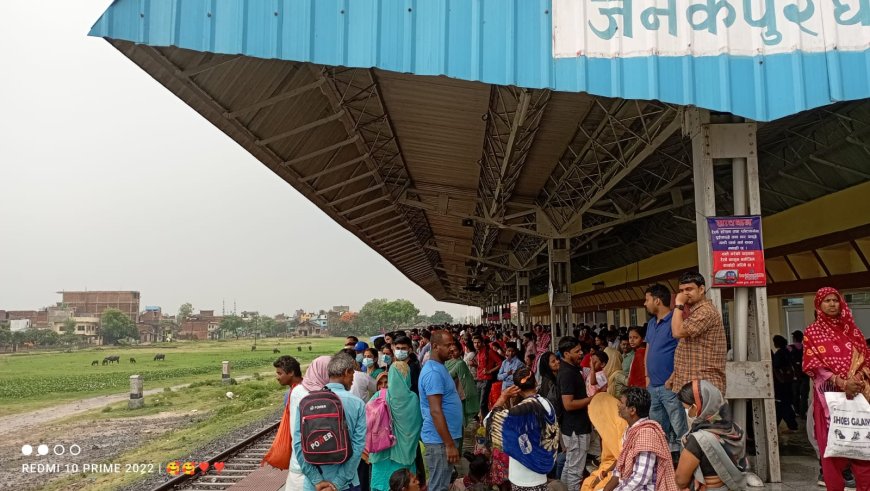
[91,360,99,366]
[153,353,165,361]
[130,357,136,364]
[103,355,120,364]
[273,348,280,353]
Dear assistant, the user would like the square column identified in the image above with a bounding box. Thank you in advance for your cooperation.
[517,270,530,331]
[548,237,572,349]
[686,109,780,482]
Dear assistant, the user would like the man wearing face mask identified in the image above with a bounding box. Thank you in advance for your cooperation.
[292,353,366,491]
[354,341,370,371]
[394,336,422,395]
[342,348,376,402]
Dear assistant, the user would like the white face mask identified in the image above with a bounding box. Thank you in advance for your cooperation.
[362,358,374,368]
[394,349,409,361]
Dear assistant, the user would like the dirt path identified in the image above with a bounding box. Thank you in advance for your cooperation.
[0,373,265,438]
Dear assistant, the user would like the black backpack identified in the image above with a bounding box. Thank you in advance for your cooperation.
[299,387,351,465]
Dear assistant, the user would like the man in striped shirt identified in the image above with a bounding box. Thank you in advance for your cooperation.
[601,388,678,491]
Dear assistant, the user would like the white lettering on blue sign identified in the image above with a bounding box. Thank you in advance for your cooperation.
[554,0,870,58]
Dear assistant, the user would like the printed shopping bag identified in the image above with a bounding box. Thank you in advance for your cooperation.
[824,392,870,460]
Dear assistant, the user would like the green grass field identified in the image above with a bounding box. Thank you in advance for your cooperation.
[0,337,344,417]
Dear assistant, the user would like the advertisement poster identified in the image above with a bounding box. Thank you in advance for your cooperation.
[707,216,766,287]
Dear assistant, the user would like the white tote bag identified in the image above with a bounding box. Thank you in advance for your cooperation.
[824,392,870,460]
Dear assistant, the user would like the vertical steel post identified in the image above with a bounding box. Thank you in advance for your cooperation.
[548,237,572,351]
[732,156,749,432]
[686,111,779,482]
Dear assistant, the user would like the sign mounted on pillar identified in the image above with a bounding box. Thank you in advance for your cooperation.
[707,216,766,287]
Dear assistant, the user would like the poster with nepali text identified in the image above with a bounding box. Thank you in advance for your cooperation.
[707,216,766,288]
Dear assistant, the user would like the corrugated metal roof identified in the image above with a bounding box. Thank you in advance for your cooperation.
[90,0,869,122]
[87,1,870,306]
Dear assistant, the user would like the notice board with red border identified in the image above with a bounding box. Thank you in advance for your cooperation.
[707,216,767,288]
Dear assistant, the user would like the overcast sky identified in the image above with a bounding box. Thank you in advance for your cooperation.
[0,1,474,321]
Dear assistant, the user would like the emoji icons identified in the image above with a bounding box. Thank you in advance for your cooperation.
[166,461,180,476]
[182,461,196,475]
[199,462,209,472]
[214,462,225,473]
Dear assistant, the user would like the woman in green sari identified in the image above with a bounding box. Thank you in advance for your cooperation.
[369,358,421,491]
[447,339,481,427]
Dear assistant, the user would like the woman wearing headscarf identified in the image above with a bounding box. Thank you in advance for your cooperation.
[675,380,748,491]
[447,338,481,429]
[601,347,625,399]
[369,351,422,491]
[581,393,628,491]
[286,356,331,490]
[486,367,560,491]
[803,287,870,489]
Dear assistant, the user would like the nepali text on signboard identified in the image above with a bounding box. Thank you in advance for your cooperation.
[707,216,766,288]
[553,0,870,58]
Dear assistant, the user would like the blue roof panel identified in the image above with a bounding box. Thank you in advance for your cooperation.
[89,0,870,121]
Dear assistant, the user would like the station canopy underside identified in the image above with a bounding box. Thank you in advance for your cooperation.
[111,40,870,305]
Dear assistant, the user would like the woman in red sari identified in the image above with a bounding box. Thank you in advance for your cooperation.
[803,287,870,490]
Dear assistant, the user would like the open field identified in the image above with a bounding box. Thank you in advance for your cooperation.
[0,337,343,417]
[0,337,346,490]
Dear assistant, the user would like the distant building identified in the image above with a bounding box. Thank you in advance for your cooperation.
[179,310,221,340]
[137,307,166,343]
[59,290,140,322]
[296,319,323,337]
[9,319,31,332]
[313,313,328,329]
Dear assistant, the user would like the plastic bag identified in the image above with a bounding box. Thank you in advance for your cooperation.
[261,400,292,469]
[824,392,870,460]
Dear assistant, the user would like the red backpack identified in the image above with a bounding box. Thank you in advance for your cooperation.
[365,389,396,453]
[299,387,351,465]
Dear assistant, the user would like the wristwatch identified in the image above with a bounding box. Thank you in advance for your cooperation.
[675,304,686,311]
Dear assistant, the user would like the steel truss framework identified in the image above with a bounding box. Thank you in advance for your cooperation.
[112,42,870,307]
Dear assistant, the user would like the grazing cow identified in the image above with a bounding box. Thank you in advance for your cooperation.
[91,360,99,366]
[297,346,302,352]
[102,359,108,366]
[153,353,165,361]
[308,346,312,351]
[273,348,280,354]
[130,357,136,364]
[251,345,256,352]
[104,355,120,364]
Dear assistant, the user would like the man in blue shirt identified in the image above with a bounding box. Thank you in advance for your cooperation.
[643,283,687,456]
[497,345,524,389]
[293,352,366,491]
[419,330,463,491]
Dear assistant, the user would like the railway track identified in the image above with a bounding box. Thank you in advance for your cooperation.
[150,421,279,491]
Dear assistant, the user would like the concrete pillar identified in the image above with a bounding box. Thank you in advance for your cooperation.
[548,237,572,349]
[222,360,231,385]
[686,109,779,482]
[517,271,530,330]
[129,375,143,409]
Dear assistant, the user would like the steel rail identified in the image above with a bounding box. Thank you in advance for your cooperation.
[148,421,279,491]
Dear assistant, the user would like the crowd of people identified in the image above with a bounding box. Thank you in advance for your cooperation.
[264,273,870,491]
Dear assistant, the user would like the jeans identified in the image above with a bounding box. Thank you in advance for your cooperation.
[424,438,462,491]
[560,432,590,491]
[649,385,688,451]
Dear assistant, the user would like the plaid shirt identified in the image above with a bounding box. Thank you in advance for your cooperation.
[668,298,727,394]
